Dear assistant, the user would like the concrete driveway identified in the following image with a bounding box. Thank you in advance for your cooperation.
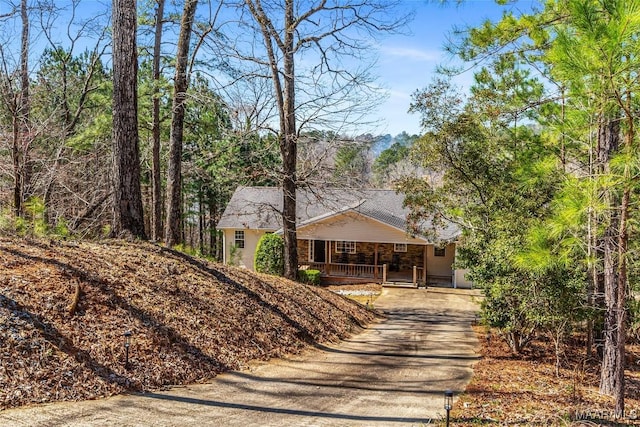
[0,287,480,427]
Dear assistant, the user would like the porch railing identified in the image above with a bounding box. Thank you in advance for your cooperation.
[301,262,383,279]
[300,262,451,286]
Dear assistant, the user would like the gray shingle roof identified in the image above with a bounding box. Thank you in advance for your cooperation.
[218,186,460,242]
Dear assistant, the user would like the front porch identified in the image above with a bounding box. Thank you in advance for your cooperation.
[298,240,455,287]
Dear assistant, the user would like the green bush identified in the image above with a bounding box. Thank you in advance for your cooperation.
[1,199,73,239]
[254,233,284,276]
[24,197,48,237]
[298,269,321,285]
[0,207,11,231]
[53,217,70,239]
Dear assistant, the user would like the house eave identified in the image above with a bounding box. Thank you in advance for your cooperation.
[296,209,432,244]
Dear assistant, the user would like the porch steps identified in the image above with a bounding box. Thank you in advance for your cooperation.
[383,281,419,289]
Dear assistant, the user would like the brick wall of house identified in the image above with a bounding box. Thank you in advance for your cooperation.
[376,243,393,265]
[406,245,426,270]
[297,239,309,262]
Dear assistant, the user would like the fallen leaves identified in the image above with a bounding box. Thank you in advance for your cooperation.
[0,236,376,409]
[457,325,640,426]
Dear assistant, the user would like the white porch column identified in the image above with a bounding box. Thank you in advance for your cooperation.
[423,245,428,286]
[222,232,227,265]
[374,242,379,280]
[453,244,458,288]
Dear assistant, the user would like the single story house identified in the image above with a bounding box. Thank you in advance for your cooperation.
[218,186,472,288]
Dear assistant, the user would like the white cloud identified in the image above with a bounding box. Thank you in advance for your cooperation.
[388,89,411,101]
[379,45,440,62]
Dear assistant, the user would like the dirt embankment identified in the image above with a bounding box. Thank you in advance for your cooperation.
[0,237,376,410]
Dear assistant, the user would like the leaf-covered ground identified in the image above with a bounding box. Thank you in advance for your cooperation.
[0,236,376,410]
[456,326,640,426]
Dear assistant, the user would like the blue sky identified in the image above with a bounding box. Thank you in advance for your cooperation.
[0,0,538,138]
[375,0,538,136]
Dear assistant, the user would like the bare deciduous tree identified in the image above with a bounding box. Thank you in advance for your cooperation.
[226,0,409,279]
[11,0,30,217]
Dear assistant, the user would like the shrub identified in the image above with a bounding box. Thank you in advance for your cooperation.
[0,199,72,239]
[298,269,321,285]
[0,207,13,232]
[24,197,48,237]
[254,233,284,275]
[53,217,70,239]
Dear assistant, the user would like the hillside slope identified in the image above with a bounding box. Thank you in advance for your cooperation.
[0,237,376,409]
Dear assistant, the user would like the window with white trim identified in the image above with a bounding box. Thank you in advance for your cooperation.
[434,246,445,257]
[308,239,314,261]
[394,243,407,252]
[234,230,245,248]
[336,241,356,254]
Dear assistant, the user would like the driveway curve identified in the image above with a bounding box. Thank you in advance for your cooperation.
[0,287,480,427]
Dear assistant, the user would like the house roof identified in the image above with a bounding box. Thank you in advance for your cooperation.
[218,186,460,242]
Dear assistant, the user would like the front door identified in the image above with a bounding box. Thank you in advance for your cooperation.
[313,240,326,263]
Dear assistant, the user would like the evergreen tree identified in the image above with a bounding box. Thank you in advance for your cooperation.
[434,0,640,415]
[111,0,146,239]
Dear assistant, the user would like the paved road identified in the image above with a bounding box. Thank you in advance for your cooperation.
[0,287,480,427]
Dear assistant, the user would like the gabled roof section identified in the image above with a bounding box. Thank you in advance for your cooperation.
[217,187,282,230]
[295,199,366,229]
[218,186,460,242]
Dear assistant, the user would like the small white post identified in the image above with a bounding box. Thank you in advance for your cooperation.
[383,264,387,283]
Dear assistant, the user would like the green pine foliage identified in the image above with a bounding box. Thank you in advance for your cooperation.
[24,197,48,237]
[0,197,71,239]
[402,56,585,354]
[407,4,640,412]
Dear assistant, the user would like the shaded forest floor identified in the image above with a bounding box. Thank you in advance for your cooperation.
[0,236,376,410]
[456,326,640,426]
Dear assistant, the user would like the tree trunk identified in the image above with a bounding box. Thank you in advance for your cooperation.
[20,0,30,202]
[281,0,298,280]
[598,117,625,417]
[198,188,205,254]
[111,0,146,239]
[208,193,217,259]
[614,185,629,417]
[151,0,165,241]
[609,84,637,416]
[13,0,30,217]
[587,118,600,359]
[245,0,299,279]
[12,113,22,217]
[508,332,521,355]
[600,218,621,388]
[164,0,198,247]
[281,145,298,279]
